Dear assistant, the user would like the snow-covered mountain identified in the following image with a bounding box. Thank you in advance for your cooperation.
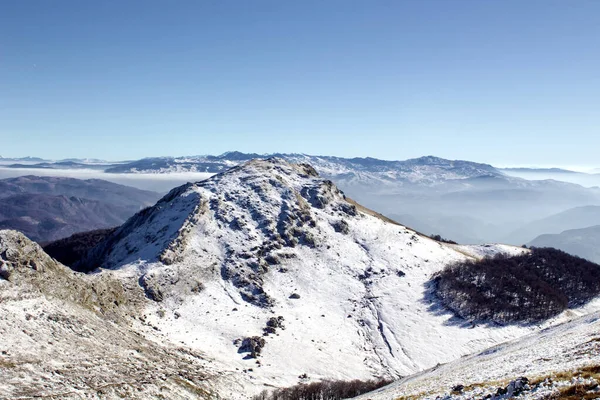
[79,158,578,396]
[105,152,501,185]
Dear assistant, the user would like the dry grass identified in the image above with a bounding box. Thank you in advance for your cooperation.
[545,382,600,400]
[0,359,17,368]
[393,364,600,400]
[345,197,402,226]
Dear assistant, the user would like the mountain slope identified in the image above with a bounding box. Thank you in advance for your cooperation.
[354,309,600,400]
[528,225,600,263]
[81,158,553,396]
[0,230,223,399]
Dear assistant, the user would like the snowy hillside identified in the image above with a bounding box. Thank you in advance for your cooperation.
[354,309,600,400]
[0,230,225,399]
[82,158,561,397]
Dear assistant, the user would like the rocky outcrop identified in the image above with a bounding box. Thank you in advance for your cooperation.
[0,230,225,399]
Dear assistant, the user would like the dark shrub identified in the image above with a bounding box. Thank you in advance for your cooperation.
[239,336,266,358]
[430,234,458,244]
[43,227,116,271]
[432,247,600,323]
[251,378,393,400]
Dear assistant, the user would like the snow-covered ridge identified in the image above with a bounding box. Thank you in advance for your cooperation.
[0,230,225,399]
[103,153,501,186]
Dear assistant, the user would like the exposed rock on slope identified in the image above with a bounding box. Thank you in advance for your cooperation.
[81,158,542,396]
[0,230,223,399]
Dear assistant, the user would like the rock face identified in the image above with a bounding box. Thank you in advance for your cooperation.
[78,158,537,396]
[0,230,62,280]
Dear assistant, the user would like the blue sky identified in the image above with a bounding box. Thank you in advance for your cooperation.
[1,0,599,166]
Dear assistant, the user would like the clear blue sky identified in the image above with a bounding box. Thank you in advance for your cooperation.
[1,0,599,166]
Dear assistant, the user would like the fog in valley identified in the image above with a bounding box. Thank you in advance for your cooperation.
[0,167,213,193]
[502,169,600,189]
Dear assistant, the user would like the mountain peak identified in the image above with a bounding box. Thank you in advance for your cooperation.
[84,158,349,276]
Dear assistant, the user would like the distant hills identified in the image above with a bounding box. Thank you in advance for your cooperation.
[529,225,600,264]
[0,176,160,242]
[508,205,600,244]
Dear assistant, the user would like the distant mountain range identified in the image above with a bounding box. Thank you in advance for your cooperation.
[500,167,580,174]
[104,153,501,182]
[0,176,161,242]
[0,156,48,163]
[3,153,600,245]
[529,225,600,264]
[0,156,111,163]
[508,205,600,244]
